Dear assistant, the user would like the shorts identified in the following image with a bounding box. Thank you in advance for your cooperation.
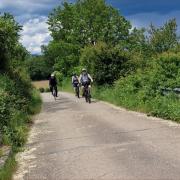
[82,81,90,87]
[73,83,79,88]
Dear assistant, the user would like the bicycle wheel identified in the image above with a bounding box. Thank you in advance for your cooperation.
[53,88,56,101]
[88,90,91,104]
[76,86,80,98]
[84,90,88,102]
[88,95,91,104]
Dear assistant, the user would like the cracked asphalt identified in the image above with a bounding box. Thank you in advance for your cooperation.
[13,92,180,180]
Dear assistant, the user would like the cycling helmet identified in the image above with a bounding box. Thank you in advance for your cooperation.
[82,68,87,72]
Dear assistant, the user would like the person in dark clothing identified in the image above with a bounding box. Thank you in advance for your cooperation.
[49,74,58,97]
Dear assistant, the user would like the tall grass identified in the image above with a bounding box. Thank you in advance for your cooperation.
[0,154,16,180]
[92,53,180,122]
[92,84,180,122]
[60,78,74,93]
[60,52,180,122]
[28,90,42,115]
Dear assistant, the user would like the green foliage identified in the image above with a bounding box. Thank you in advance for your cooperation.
[0,149,3,158]
[155,52,180,88]
[0,14,42,178]
[46,1,180,122]
[45,88,51,92]
[43,0,131,77]
[93,52,180,121]
[26,55,51,80]
[48,0,131,45]
[61,78,74,93]
[0,74,41,147]
[0,13,22,71]
[148,19,178,53]
[53,71,63,85]
[80,42,130,85]
[42,41,80,76]
[0,154,16,180]
[39,87,45,93]
[28,90,42,115]
[11,126,28,147]
[0,12,42,178]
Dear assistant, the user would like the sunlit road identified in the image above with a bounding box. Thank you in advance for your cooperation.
[14,92,180,180]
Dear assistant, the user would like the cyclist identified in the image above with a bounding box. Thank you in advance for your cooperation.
[72,73,80,96]
[79,68,93,96]
[49,73,58,97]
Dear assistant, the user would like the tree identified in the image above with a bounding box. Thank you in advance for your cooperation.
[45,0,131,76]
[0,13,22,71]
[42,41,80,76]
[26,55,52,80]
[48,0,131,46]
[148,19,178,53]
[80,42,130,85]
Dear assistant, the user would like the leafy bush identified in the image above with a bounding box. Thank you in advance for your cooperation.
[39,87,45,93]
[45,88,51,92]
[0,13,22,71]
[0,74,41,147]
[80,42,130,85]
[93,52,180,121]
[0,13,42,178]
[28,89,42,115]
[11,126,28,147]
[26,55,52,80]
[54,71,63,85]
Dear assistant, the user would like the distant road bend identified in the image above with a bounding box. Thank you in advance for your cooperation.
[14,92,180,180]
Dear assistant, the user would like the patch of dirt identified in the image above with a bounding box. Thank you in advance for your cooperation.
[32,81,49,89]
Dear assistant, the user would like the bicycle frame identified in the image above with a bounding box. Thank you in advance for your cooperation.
[52,86,57,101]
[84,83,91,103]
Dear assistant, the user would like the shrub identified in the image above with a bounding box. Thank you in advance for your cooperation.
[93,52,180,122]
[45,88,51,92]
[80,42,130,85]
[0,74,41,147]
[54,71,63,85]
[26,55,52,80]
[39,87,45,93]
[11,126,28,147]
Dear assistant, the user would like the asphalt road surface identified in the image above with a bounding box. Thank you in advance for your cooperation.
[13,92,180,180]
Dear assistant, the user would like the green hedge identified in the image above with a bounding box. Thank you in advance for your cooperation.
[0,74,42,147]
[93,53,180,122]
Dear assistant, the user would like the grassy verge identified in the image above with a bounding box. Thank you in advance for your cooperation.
[28,89,42,115]
[92,85,180,122]
[60,78,74,93]
[61,78,180,122]
[0,88,42,180]
[0,154,16,180]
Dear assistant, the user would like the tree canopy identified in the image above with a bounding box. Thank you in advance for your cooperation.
[42,0,180,86]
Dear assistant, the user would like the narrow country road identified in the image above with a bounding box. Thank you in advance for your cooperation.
[13,92,180,180]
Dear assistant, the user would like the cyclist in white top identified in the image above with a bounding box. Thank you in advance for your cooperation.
[79,68,93,96]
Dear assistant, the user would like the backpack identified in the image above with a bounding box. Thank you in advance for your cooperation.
[73,76,79,84]
[81,74,90,83]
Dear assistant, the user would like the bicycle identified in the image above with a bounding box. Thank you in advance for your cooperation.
[84,82,91,104]
[51,86,57,101]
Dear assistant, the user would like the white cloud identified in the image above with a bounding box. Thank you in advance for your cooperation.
[20,16,51,54]
[1,0,179,54]
[0,0,59,14]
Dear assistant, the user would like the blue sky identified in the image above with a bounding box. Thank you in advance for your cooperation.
[0,0,180,54]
